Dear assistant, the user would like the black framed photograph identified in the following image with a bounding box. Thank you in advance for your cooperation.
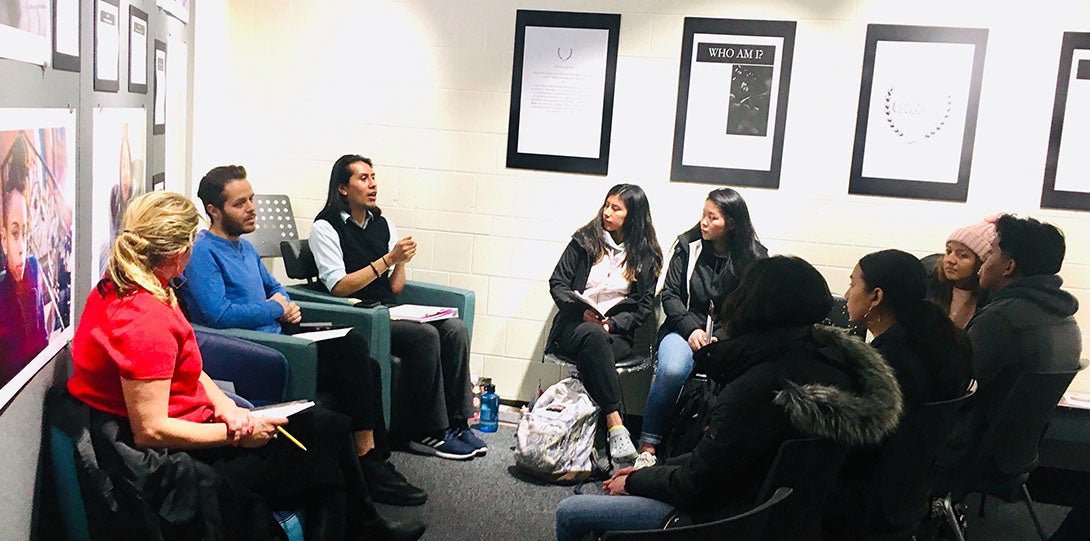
[127,5,148,94]
[1041,32,1090,212]
[849,24,988,202]
[153,39,166,134]
[670,18,796,188]
[93,0,120,92]
[506,10,620,176]
[152,172,165,191]
[52,0,80,71]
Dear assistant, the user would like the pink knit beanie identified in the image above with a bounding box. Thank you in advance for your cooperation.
[947,217,997,259]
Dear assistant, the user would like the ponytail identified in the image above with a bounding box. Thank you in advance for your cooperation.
[105,192,201,305]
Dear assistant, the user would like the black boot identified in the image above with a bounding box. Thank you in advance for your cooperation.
[359,458,428,506]
[369,517,425,541]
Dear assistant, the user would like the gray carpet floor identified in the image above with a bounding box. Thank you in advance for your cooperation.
[375,424,1075,540]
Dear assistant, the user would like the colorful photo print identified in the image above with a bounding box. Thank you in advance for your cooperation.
[92,107,146,279]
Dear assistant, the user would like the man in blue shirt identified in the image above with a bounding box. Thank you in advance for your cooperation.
[180,165,430,506]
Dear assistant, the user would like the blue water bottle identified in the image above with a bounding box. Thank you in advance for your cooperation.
[479,384,499,432]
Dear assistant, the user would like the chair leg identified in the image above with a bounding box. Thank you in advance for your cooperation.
[940,495,967,541]
[1020,484,1047,540]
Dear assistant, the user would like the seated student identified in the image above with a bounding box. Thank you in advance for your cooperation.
[0,136,49,381]
[309,155,483,460]
[638,187,766,461]
[68,191,423,541]
[947,214,1082,463]
[555,256,902,541]
[179,165,426,505]
[545,183,662,470]
[924,217,996,328]
[825,249,974,537]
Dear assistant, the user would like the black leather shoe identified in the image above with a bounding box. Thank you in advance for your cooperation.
[360,459,428,506]
[373,518,425,541]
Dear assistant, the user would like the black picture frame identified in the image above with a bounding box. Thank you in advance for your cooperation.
[153,39,166,135]
[506,10,620,176]
[1041,32,1090,212]
[93,0,120,92]
[670,18,796,188]
[51,0,80,72]
[152,172,165,191]
[848,24,988,202]
[127,5,149,94]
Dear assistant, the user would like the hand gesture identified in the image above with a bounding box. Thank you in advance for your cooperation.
[687,329,710,351]
[215,405,255,446]
[239,416,286,449]
[603,473,630,496]
[389,236,417,265]
[582,309,604,324]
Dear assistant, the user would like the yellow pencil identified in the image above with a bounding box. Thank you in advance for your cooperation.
[276,426,308,451]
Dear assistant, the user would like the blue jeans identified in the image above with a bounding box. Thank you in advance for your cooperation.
[556,494,675,541]
[639,333,695,448]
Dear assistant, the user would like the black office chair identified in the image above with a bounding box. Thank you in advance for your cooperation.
[854,387,976,540]
[599,487,793,540]
[937,369,1080,540]
[823,295,866,338]
[758,437,850,539]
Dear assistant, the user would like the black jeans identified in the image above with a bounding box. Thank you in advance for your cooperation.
[554,321,632,415]
[316,328,390,459]
[389,318,473,439]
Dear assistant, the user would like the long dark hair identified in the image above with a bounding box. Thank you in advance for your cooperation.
[685,188,762,268]
[572,183,662,280]
[859,249,972,391]
[931,247,983,315]
[318,154,378,219]
[720,256,832,337]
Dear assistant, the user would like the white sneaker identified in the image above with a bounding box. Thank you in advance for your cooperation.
[633,451,657,469]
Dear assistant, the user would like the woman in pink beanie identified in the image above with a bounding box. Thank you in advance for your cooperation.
[923,217,997,328]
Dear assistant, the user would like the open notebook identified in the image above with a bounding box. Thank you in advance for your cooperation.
[388,304,459,323]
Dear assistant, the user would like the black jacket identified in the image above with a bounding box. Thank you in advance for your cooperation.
[871,323,972,407]
[625,326,902,520]
[545,236,658,354]
[658,229,767,342]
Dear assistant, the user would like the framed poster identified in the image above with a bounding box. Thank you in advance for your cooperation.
[93,0,120,92]
[127,5,148,94]
[1041,32,1090,212]
[0,108,75,408]
[849,24,988,202]
[92,108,146,279]
[51,0,78,71]
[153,39,166,134]
[151,172,165,191]
[0,0,49,65]
[670,18,796,188]
[156,0,188,25]
[506,10,620,176]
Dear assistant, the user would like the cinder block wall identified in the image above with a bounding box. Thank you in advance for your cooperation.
[191,0,1090,402]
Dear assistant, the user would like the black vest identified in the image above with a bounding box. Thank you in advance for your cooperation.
[315,209,396,305]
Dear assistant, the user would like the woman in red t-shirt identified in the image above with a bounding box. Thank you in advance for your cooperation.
[68,191,423,541]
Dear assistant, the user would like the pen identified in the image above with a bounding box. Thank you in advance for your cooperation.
[276,426,308,451]
[705,300,714,336]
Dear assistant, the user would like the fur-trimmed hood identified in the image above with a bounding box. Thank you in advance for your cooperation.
[773,325,903,447]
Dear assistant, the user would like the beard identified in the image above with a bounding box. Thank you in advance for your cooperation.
[220,213,255,237]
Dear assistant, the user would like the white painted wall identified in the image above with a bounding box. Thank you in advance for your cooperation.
[193,0,1090,401]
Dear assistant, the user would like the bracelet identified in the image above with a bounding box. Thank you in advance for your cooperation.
[369,262,380,276]
[382,254,391,267]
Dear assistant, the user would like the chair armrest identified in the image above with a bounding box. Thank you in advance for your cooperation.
[195,329,289,405]
[191,324,318,401]
[284,284,358,306]
[296,301,394,426]
[398,281,476,343]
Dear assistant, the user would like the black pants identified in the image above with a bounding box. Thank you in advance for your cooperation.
[316,328,390,460]
[191,407,380,541]
[389,318,472,439]
[554,321,632,415]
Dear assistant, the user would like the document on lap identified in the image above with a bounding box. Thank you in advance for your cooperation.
[250,399,315,418]
[282,321,353,342]
[570,290,607,319]
[1059,392,1090,410]
[388,304,459,323]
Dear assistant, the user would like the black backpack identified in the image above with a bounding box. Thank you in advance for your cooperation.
[659,373,723,459]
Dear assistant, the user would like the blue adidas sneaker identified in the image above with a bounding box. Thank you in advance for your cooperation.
[408,431,476,460]
[455,427,488,456]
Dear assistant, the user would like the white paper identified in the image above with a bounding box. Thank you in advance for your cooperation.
[0,0,50,65]
[517,26,608,159]
[95,1,119,82]
[389,304,458,323]
[154,45,167,126]
[129,14,148,85]
[54,0,78,57]
[156,0,188,24]
[251,400,315,418]
[291,327,352,342]
[860,41,975,184]
[682,33,784,171]
[1054,50,1090,193]
[571,290,605,318]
